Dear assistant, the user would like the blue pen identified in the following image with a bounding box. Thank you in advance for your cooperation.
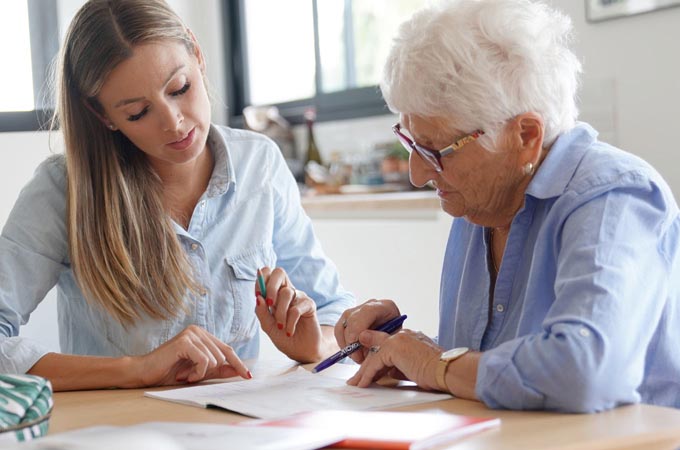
[312,314,407,373]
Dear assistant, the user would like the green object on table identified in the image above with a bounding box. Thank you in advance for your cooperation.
[0,374,53,442]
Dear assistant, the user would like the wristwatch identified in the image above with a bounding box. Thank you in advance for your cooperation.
[436,347,469,393]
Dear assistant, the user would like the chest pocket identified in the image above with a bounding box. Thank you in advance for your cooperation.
[225,244,277,341]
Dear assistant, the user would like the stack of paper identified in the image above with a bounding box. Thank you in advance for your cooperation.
[145,367,452,419]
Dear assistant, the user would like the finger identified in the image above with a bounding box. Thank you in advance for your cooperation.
[213,341,252,380]
[284,291,316,337]
[214,364,243,380]
[265,267,290,309]
[198,331,234,370]
[334,311,351,349]
[272,285,296,331]
[347,346,390,388]
[343,300,397,352]
[255,291,278,334]
[174,359,197,383]
[177,340,212,383]
[258,266,274,308]
[357,329,389,348]
[349,329,389,365]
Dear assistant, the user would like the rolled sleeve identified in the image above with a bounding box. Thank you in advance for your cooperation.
[269,148,355,326]
[476,183,672,413]
[0,337,51,374]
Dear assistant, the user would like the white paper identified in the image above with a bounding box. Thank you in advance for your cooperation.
[129,422,344,450]
[10,422,343,450]
[145,367,451,419]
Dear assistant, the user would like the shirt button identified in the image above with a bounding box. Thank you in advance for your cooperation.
[190,243,198,251]
[579,327,590,337]
[495,304,505,313]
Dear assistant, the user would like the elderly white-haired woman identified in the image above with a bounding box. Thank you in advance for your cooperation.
[336,0,680,413]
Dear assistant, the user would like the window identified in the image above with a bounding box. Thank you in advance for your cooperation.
[0,0,59,132]
[223,0,425,125]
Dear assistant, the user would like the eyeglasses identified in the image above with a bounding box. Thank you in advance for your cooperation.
[392,123,485,173]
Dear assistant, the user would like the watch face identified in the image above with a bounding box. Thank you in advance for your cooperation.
[441,347,469,360]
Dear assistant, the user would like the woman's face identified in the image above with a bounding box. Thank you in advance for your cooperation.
[97,40,211,173]
[405,114,527,226]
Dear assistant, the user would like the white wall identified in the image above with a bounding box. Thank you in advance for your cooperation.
[551,0,680,198]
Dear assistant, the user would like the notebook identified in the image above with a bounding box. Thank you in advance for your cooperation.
[248,409,500,450]
[144,368,451,419]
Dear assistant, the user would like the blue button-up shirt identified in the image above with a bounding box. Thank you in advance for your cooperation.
[0,125,355,374]
[439,123,680,412]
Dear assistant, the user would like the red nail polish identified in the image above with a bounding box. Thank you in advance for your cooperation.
[247,371,253,379]
[277,323,283,330]
[286,332,291,337]
[266,298,273,307]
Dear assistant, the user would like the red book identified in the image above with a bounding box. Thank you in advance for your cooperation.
[251,409,500,450]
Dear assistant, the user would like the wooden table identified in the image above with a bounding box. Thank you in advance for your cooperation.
[49,360,680,450]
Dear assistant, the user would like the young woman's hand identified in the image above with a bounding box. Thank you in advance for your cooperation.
[133,325,251,386]
[255,266,335,362]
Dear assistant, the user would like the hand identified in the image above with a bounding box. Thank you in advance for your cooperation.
[255,266,329,362]
[134,325,251,386]
[347,329,443,391]
[335,299,401,364]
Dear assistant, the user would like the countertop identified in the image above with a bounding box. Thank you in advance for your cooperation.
[301,189,441,219]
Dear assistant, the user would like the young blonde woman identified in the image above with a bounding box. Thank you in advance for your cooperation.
[0,0,353,391]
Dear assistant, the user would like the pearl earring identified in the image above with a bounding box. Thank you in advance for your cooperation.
[107,123,115,130]
[523,162,534,176]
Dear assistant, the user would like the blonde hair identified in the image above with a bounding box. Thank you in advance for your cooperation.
[53,0,201,325]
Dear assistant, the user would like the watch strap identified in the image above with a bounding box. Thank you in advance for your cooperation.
[435,347,469,393]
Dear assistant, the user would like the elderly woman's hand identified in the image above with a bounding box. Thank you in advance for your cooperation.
[346,329,443,391]
[335,299,402,364]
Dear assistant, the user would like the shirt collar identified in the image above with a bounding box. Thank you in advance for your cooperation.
[205,124,235,198]
[526,122,597,200]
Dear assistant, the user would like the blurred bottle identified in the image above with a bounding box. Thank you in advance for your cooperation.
[304,107,323,167]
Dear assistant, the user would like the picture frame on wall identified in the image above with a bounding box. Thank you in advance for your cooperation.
[586,0,680,22]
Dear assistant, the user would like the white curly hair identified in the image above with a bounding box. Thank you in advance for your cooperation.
[381,0,582,148]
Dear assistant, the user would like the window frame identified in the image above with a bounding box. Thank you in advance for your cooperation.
[222,0,390,127]
[0,0,59,132]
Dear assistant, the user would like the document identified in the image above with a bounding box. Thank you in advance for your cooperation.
[250,409,501,450]
[7,422,344,450]
[145,367,451,419]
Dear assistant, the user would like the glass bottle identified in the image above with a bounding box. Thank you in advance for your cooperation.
[303,107,323,166]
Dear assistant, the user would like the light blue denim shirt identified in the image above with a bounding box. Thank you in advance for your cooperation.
[438,123,680,413]
[0,124,355,373]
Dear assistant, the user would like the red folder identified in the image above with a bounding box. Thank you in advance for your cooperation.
[252,409,500,450]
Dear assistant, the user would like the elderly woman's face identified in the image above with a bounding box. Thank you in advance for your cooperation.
[404,114,526,225]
